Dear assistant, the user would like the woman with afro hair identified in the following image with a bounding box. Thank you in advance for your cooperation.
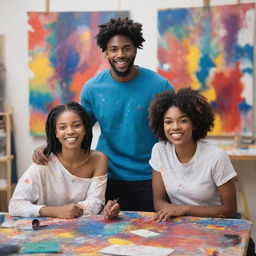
[148,88,237,221]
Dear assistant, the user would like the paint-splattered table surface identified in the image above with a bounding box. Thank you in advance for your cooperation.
[0,211,252,255]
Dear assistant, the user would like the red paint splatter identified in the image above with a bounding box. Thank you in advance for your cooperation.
[158,34,191,90]
[23,178,30,184]
[211,62,244,133]
[28,13,53,50]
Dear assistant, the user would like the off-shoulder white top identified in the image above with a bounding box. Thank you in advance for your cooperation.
[9,153,107,217]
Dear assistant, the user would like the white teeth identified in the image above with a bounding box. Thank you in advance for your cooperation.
[172,133,182,138]
[66,138,76,141]
[116,60,126,64]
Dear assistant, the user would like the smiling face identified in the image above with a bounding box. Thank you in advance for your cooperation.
[105,34,136,79]
[55,110,86,151]
[163,106,195,148]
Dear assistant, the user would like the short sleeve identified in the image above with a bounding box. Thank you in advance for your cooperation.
[212,150,237,186]
[149,143,162,172]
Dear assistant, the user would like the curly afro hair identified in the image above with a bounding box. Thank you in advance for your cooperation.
[148,88,215,142]
[96,17,145,52]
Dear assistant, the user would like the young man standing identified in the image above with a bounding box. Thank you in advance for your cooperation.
[80,17,173,211]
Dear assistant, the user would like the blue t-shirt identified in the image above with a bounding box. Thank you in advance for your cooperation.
[80,67,173,181]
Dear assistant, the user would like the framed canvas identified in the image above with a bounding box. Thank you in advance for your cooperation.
[158,4,255,136]
[28,11,129,136]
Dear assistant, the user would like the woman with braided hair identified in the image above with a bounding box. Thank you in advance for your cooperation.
[9,102,119,219]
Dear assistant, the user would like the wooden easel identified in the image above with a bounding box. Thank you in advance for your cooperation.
[45,0,50,13]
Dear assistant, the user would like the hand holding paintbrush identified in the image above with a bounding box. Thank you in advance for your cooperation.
[104,198,120,220]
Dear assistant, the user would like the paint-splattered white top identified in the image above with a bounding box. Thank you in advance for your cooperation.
[149,140,237,206]
[9,154,107,217]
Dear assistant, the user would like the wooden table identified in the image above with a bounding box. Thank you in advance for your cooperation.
[221,145,256,219]
[222,145,256,161]
[0,211,252,255]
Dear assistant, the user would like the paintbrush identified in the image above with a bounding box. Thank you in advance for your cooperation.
[104,197,119,220]
[110,197,119,212]
[113,197,119,206]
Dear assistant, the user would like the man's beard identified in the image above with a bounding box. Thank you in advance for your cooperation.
[109,56,135,77]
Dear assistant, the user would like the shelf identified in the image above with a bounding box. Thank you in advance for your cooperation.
[0,110,13,211]
[0,155,13,162]
[0,112,11,116]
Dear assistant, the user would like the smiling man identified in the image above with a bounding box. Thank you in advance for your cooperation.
[80,17,173,211]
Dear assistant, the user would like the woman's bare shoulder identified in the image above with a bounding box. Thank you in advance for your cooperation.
[90,150,108,160]
[89,150,108,176]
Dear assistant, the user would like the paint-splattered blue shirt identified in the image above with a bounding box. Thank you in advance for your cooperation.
[80,67,173,181]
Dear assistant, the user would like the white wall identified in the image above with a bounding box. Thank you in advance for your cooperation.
[0,0,255,176]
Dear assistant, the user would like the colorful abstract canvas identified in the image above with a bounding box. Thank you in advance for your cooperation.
[28,11,129,136]
[158,4,255,135]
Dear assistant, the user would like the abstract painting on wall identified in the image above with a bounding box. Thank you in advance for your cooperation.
[28,11,129,136]
[158,4,254,136]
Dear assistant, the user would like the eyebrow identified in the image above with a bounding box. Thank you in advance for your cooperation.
[164,115,188,119]
[108,43,133,48]
[57,120,81,125]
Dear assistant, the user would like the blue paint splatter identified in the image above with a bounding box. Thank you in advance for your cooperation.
[239,100,252,113]
[158,9,192,39]
[196,54,215,90]
[124,212,142,219]
[29,91,53,112]
[232,44,253,67]
[78,221,129,237]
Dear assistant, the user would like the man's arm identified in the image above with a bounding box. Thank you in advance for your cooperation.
[80,83,97,126]
[32,145,48,165]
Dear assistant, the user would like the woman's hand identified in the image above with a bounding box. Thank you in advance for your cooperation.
[153,204,188,222]
[104,200,120,219]
[40,204,83,219]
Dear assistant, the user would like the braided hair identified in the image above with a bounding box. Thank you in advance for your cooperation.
[44,102,92,156]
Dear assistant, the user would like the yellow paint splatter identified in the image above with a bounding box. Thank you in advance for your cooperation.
[108,238,132,245]
[206,224,224,230]
[206,247,218,255]
[0,228,13,233]
[30,112,46,135]
[82,31,91,41]
[185,42,200,90]
[200,88,222,136]
[140,212,155,217]
[210,113,222,135]
[186,43,200,74]
[77,253,94,256]
[29,52,54,92]
[201,87,216,102]
[214,54,223,72]
[56,232,74,238]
